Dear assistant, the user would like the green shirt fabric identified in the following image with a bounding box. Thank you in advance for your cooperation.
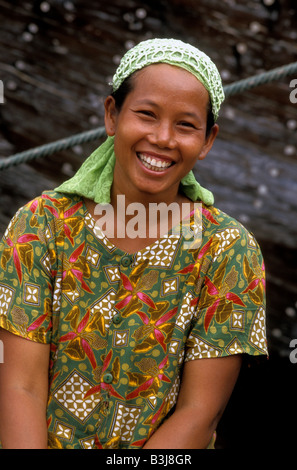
[0,191,267,449]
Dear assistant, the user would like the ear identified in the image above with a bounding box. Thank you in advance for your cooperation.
[197,124,219,161]
[104,96,118,136]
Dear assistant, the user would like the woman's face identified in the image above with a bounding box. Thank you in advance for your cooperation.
[105,63,218,204]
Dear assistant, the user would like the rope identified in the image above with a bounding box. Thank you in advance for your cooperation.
[1,61,297,171]
[224,61,297,97]
[0,127,107,171]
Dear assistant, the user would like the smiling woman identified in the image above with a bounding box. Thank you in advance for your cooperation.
[105,63,218,210]
[0,38,267,449]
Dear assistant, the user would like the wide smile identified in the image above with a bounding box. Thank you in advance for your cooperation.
[137,153,175,173]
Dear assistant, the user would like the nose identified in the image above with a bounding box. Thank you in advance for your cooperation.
[148,121,176,149]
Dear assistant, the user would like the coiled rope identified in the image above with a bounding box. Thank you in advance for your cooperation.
[1,61,297,171]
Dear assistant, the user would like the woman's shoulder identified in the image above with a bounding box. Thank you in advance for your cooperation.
[40,190,83,211]
[200,203,261,254]
[1,191,84,243]
[22,190,84,220]
[202,204,254,236]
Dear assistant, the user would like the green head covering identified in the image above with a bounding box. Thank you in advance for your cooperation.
[112,38,225,121]
[56,38,219,206]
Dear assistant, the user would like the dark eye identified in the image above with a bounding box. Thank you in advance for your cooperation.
[138,110,155,117]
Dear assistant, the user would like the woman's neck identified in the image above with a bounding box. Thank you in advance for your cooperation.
[84,188,194,254]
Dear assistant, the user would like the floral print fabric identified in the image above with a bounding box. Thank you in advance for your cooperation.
[0,191,267,448]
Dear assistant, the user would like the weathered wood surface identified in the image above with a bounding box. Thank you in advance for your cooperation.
[0,0,297,358]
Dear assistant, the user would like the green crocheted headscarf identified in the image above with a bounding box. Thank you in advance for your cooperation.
[56,38,224,205]
[112,38,224,122]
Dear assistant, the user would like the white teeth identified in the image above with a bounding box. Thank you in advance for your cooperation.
[138,153,172,171]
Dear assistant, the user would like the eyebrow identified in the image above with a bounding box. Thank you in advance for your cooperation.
[133,98,158,107]
[133,99,201,120]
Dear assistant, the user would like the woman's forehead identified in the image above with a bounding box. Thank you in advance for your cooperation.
[111,38,224,121]
[131,63,210,100]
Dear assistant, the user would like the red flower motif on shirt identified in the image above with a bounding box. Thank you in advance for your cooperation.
[202,207,220,225]
[27,298,52,337]
[126,355,171,400]
[84,350,124,400]
[202,256,245,332]
[133,301,178,353]
[42,194,84,246]
[59,308,98,368]
[1,213,39,284]
[61,241,93,294]
[242,253,265,305]
[115,266,158,316]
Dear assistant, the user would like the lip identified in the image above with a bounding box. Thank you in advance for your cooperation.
[138,151,175,164]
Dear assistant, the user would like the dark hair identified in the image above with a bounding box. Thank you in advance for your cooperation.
[111,73,215,137]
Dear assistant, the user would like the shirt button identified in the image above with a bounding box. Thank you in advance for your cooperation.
[121,255,132,267]
[113,313,122,325]
[103,372,113,384]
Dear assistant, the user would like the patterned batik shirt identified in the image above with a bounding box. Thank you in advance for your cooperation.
[0,191,267,449]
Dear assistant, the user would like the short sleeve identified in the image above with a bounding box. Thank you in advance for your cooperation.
[185,223,268,361]
[0,197,55,344]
